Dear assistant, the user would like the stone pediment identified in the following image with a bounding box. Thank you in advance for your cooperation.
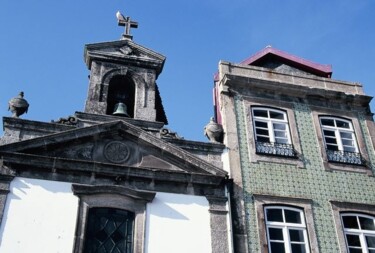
[84,40,165,74]
[0,121,226,178]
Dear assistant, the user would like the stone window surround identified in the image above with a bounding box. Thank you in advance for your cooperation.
[244,98,304,168]
[72,184,156,253]
[253,194,319,253]
[330,200,375,253]
[311,106,372,175]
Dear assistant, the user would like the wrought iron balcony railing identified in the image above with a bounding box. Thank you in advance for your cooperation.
[255,141,296,158]
[326,149,365,166]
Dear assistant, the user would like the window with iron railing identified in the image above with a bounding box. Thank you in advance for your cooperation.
[252,107,296,158]
[319,117,364,166]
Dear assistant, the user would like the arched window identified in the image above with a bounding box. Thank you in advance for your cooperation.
[107,75,135,118]
[341,213,375,253]
[264,206,310,253]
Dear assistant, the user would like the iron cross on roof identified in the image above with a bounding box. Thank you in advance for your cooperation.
[116,11,138,40]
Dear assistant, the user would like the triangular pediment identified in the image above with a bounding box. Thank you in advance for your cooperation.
[84,40,166,74]
[0,121,226,178]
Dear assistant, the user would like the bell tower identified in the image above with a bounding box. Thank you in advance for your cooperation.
[83,17,167,124]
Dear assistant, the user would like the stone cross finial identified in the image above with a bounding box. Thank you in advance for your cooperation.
[116,11,138,40]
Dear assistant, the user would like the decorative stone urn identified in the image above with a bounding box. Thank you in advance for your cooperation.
[8,92,29,118]
[204,117,224,143]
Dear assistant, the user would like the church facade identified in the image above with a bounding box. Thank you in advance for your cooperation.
[0,18,232,253]
[215,46,375,252]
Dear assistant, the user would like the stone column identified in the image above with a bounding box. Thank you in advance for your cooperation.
[207,196,230,253]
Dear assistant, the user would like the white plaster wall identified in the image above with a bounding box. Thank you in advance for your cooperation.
[221,148,231,174]
[145,192,212,253]
[0,177,79,253]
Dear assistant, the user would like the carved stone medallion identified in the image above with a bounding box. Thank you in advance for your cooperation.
[104,141,130,164]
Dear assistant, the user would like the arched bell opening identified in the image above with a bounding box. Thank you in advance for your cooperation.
[106,75,135,118]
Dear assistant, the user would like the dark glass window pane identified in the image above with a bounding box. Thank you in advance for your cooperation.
[342,139,355,147]
[349,248,362,253]
[321,118,335,126]
[343,216,359,229]
[269,228,283,240]
[291,244,306,253]
[270,111,284,120]
[256,128,270,136]
[343,146,356,153]
[366,235,375,247]
[359,216,375,231]
[270,242,286,253]
[340,132,352,139]
[323,129,335,137]
[346,234,361,247]
[255,121,268,128]
[254,109,268,118]
[273,123,286,130]
[369,250,375,253]
[325,137,337,144]
[285,209,301,224]
[289,229,305,242]
[326,144,339,151]
[84,208,134,253]
[274,131,287,138]
[275,138,288,144]
[266,209,283,222]
[336,120,350,129]
[257,136,270,142]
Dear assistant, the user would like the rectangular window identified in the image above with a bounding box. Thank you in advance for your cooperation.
[84,208,135,253]
[72,184,156,253]
[319,117,364,165]
[252,107,296,157]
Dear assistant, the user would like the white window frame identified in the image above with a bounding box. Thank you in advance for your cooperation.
[319,116,359,153]
[264,206,310,253]
[341,213,375,253]
[252,107,292,145]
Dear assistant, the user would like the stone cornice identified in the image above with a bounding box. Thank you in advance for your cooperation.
[72,184,156,202]
[218,61,372,107]
[84,40,165,76]
[2,117,76,133]
[75,112,165,132]
[0,120,228,177]
[0,152,225,187]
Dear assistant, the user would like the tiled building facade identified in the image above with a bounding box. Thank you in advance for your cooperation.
[215,47,375,252]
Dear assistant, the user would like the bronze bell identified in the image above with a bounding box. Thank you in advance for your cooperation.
[112,102,129,117]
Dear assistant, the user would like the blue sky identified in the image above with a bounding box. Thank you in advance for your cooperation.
[1,1,374,141]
